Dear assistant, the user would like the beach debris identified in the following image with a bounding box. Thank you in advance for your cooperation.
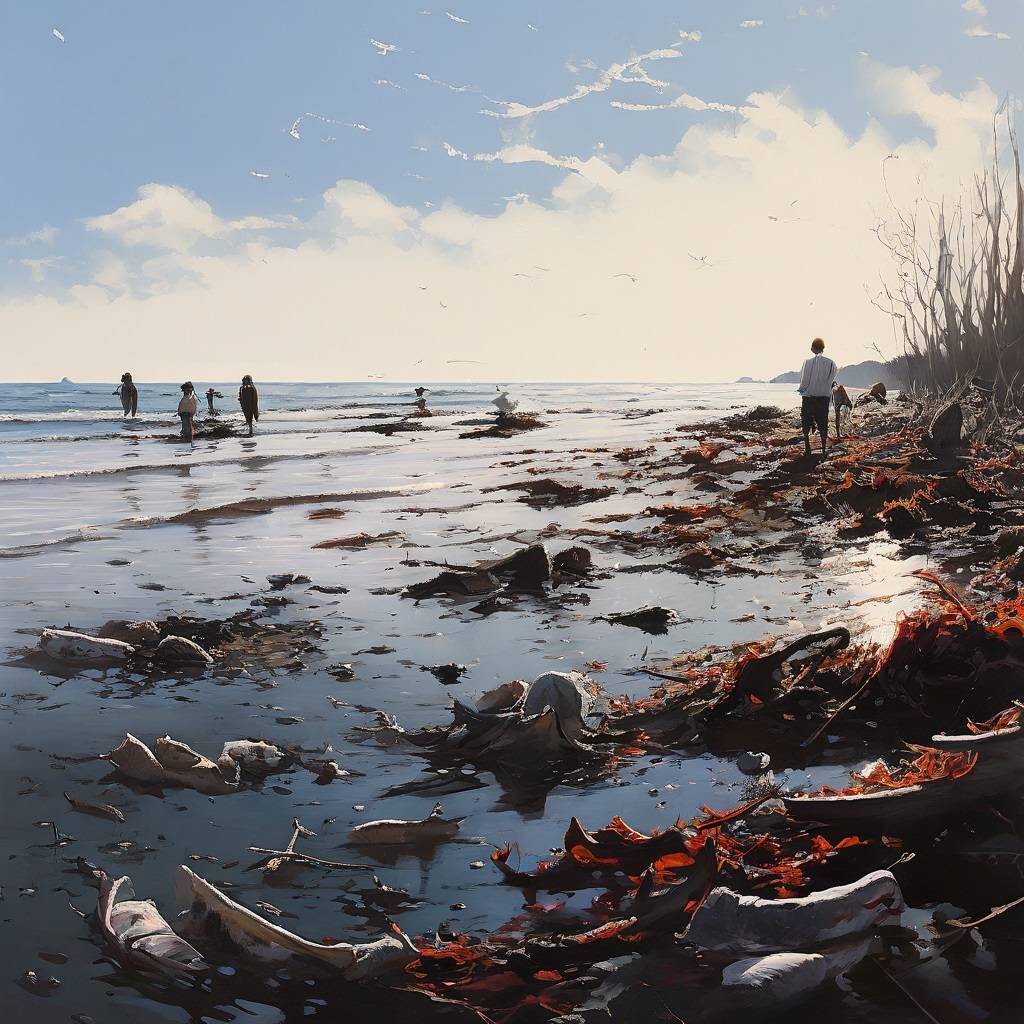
[313,531,405,549]
[423,662,468,684]
[247,818,377,880]
[485,543,552,586]
[97,619,161,646]
[405,568,500,599]
[219,739,287,776]
[494,477,616,508]
[64,792,126,823]
[106,733,240,795]
[685,869,904,953]
[599,605,680,634]
[175,865,417,978]
[737,751,771,775]
[475,679,526,712]
[327,662,356,680]
[96,869,206,976]
[38,629,134,661]
[855,381,888,406]
[522,670,596,737]
[156,635,213,665]
[18,970,62,996]
[552,545,592,576]
[348,802,463,846]
[267,573,311,590]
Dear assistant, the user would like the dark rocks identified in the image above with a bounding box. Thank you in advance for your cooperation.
[928,401,964,448]
[487,544,552,586]
[552,546,592,577]
[267,573,311,590]
[423,663,468,684]
[599,606,680,634]
[405,569,501,600]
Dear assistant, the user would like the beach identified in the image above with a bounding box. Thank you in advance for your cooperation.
[1,380,1019,1023]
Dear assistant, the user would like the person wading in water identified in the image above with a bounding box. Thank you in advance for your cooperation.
[797,337,837,457]
[113,372,138,418]
[178,382,198,441]
[238,375,259,437]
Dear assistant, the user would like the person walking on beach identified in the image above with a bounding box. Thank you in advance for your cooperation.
[205,387,224,416]
[797,337,837,457]
[832,381,853,440]
[178,382,198,441]
[238,375,259,437]
[113,372,138,418]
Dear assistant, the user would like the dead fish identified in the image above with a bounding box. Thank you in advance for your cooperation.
[96,870,206,976]
[174,865,417,979]
[347,802,464,845]
[63,792,125,823]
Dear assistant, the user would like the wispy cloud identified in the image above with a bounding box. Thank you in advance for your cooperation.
[611,92,736,113]
[19,256,61,281]
[679,30,703,42]
[415,72,477,93]
[962,0,987,15]
[739,20,765,29]
[481,46,682,119]
[6,224,58,246]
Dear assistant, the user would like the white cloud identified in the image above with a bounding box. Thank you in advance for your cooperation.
[679,30,703,42]
[740,20,765,29]
[482,46,681,119]
[6,224,58,246]
[1,64,1005,383]
[84,183,292,251]
[19,256,61,281]
[963,23,1010,38]
[962,0,988,14]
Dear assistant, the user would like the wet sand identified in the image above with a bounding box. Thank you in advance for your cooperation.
[1,384,1008,1023]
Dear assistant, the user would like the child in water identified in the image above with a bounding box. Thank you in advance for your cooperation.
[113,372,138,417]
[178,382,198,441]
[238,375,259,437]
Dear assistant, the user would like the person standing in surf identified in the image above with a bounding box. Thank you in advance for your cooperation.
[797,337,837,457]
[178,382,198,441]
[113,372,138,418]
[205,387,224,416]
[238,375,259,437]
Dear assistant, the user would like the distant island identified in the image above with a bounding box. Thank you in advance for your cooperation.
[770,358,905,389]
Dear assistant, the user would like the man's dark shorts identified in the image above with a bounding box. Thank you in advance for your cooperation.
[801,396,830,435]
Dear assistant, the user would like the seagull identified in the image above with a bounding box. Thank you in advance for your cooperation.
[527,23,539,32]
[513,272,533,279]
[614,272,638,283]
[447,359,486,365]
[689,253,714,267]
[445,11,470,23]
[439,301,448,309]
[346,122,372,132]
[370,38,400,55]
[418,285,428,290]
[52,27,65,43]
[250,170,271,178]
[534,265,551,272]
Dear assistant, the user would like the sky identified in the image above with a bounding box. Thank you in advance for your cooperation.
[1,1,1022,382]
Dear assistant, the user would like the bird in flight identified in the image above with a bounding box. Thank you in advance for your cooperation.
[250,170,271,179]
[370,38,400,55]
[513,272,533,279]
[689,253,714,267]
[439,301,448,309]
[52,27,65,43]
[614,272,638,283]
[447,359,486,365]
[534,265,551,272]
[445,11,470,23]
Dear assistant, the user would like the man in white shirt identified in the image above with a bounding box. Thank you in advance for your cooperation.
[797,338,837,456]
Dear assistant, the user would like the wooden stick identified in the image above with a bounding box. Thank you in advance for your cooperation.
[800,668,872,749]
[247,848,374,872]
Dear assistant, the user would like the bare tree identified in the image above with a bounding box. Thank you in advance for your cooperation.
[874,116,1024,406]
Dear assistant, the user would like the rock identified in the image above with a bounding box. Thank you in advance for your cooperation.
[327,662,356,680]
[523,671,596,737]
[552,546,592,576]
[929,401,964,448]
[424,662,468,684]
[737,751,771,774]
[220,739,286,775]
[156,635,213,665]
[107,733,239,795]
[486,543,552,586]
[39,629,135,661]
[601,606,680,634]
[267,573,311,590]
[98,620,160,646]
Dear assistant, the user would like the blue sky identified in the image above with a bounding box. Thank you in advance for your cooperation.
[2,2,1022,380]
